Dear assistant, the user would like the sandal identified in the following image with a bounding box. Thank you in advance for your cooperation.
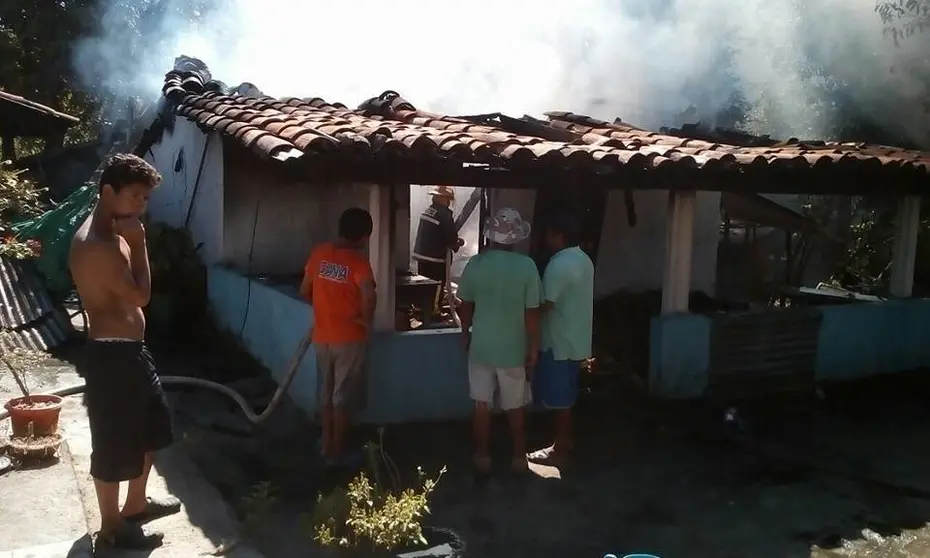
[472,453,491,474]
[96,522,164,550]
[527,446,568,467]
[123,496,182,524]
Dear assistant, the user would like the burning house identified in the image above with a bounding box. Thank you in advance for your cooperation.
[135,58,930,423]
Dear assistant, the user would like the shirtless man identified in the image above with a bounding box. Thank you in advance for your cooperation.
[69,153,180,550]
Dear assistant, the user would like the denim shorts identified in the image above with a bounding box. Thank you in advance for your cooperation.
[532,349,581,409]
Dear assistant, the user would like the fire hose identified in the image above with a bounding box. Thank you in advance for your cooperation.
[445,251,462,328]
[0,330,313,426]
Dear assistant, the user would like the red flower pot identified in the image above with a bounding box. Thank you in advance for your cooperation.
[3,394,63,437]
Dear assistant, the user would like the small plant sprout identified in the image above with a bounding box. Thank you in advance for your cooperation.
[0,330,46,399]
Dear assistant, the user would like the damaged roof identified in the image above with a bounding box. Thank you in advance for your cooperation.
[143,57,930,195]
[0,91,80,138]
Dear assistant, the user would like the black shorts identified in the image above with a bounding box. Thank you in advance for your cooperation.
[77,340,174,482]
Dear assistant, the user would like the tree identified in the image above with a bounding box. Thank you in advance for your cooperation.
[0,0,213,157]
[876,0,930,45]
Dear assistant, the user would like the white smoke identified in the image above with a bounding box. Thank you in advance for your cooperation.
[72,0,930,276]
[74,0,930,143]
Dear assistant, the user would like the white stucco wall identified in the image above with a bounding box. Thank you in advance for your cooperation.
[143,121,722,296]
[222,157,373,275]
[595,190,721,297]
[143,119,224,264]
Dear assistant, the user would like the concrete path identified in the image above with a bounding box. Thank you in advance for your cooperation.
[1,359,263,558]
[0,442,86,551]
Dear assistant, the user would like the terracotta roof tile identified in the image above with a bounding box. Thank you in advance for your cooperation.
[152,65,930,183]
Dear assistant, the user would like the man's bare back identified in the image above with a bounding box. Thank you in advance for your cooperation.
[70,212,150,341]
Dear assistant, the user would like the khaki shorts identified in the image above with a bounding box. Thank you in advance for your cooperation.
[468,361,531,411]
[316,342,367,412]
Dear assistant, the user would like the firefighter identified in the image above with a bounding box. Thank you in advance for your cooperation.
[412,185,464,314]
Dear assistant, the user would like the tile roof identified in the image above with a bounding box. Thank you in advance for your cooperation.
[152,58,930,191]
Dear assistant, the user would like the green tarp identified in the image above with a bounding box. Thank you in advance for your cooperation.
[12,184,98,302]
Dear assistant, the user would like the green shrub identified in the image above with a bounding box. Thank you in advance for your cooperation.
[0,162,44,260]
[309,429,446,553]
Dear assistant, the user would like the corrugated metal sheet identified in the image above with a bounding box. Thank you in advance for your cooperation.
[708,308,822,399]
[0,256,54,328]
[0,309,70,352]
[0,256,72,352]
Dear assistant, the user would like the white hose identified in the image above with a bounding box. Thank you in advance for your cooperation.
[445,251,461,328]
[0,331,313,426]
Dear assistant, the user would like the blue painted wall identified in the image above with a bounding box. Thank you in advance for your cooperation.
[815,300,930,381]
[649,313,712,398]
[207,266,474,423]
[207,267,319,413]
[649,300,930,398]
[211,265,930,406]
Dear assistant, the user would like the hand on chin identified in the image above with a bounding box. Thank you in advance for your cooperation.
[114,215,146,242]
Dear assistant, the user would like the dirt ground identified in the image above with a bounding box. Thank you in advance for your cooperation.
[155,335,930,558]
[8,335,930,558]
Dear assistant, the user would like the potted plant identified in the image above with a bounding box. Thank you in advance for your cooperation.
[309,429,465,557]
[1,331,63,439]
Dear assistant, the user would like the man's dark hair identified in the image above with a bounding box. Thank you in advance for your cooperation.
[548,211,582,246]
[99,153,162,194]
[338,207,374,242]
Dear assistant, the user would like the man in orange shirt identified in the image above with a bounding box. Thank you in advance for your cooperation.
[300,208,375,467]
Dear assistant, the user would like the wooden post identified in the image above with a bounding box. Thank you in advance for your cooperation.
[889,196,921,298]
[661,190,697,314]
[368,183,396,330]
[479,187,490,251]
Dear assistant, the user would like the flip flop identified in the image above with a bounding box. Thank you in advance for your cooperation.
[527,446,568,467]
[96,522,164,551]
[123,496,182,524]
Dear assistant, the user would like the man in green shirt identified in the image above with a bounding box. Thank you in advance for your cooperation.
[528,212,594,467]
[457,207,541,474]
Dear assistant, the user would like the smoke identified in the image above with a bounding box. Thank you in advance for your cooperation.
[71,0,929,279]
[74,0,930,144]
